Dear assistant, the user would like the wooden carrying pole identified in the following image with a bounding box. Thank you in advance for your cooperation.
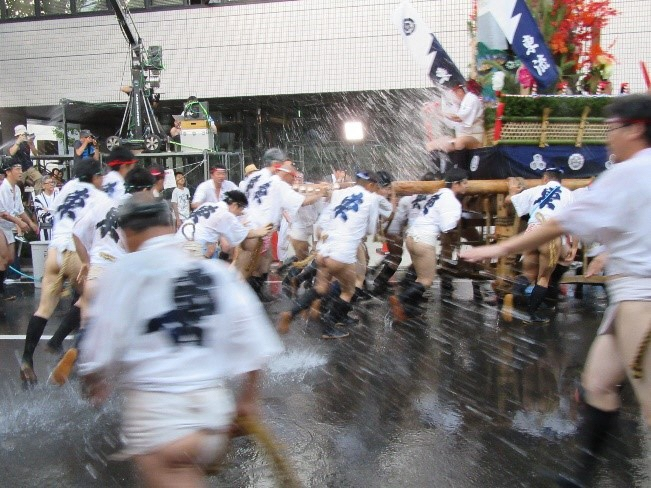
[392,179,592,196]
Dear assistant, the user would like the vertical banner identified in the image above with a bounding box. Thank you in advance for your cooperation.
[392,1,465,87]
[482,0,559,88]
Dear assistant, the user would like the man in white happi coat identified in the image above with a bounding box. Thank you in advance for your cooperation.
[369,172,438,295]
[46,167,156,386]
[507,167,574,322]
[78,194,282,487]
[236,148,319,299]
[461,94,651,487]
[73,166,154,321]
[19,158,105,385]
[191,165,238,210]
[389,168,468,322]
[278,171,381,339]
[178,190,271,259]
[102,147,138,202]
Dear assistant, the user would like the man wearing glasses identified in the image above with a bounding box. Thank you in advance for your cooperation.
[461,94,651,486]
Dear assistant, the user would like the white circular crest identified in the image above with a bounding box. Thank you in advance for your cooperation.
[403,18,416,36]
[529,154,546,171]
[470,155,480,172]
[567,153,585,170]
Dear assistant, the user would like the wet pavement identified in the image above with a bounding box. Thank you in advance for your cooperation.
[0,277,649,487]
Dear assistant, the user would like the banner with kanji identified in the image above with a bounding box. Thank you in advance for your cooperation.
[392,1,465,88]
[481,0,559,89]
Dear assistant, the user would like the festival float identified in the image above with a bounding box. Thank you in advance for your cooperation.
[390,0,629,320]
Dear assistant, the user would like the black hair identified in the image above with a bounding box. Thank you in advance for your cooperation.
[2,157,21,173]
[75,158,102,183]
[211,164,226,171]
[106,147,137,172]
[604,94,651,145]
[223,190,248,207]
[444,167,469,187]
[149,165,165,180]
[376,170,394,188]
[125,167,155,193]
[118,193,174,231]
[420,171,439,182]
[355,170,379,183]
[174,171,184,177]
[543,169,564,182]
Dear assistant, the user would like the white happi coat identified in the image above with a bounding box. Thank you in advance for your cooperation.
[50,179,106,253]
[387,194,430,235]
[191,179,238,207]
[510,181,574,226]
[78,234,283,392]
[178,201,249,247]
[241,168,305,228]
[317,184,380,264]
[556,148,651,278]
[73,191,126,266]
[407,188,462,246]
[102,171,126,202]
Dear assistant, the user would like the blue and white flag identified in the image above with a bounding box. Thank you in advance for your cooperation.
[392,1,465,88]
[480,0,559,88]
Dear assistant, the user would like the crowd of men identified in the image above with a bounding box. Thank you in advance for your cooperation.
[2,94,651,487]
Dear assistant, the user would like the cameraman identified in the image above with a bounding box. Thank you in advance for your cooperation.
[74,129,100,164]
[8,124,43,194]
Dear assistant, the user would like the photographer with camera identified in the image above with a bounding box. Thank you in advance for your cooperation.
[74,129,100,164]
[7,124,43,194]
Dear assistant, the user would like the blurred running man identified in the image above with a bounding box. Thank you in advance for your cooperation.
[78,194,282,487]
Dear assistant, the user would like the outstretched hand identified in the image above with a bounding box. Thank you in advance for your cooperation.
[459,243,507,263]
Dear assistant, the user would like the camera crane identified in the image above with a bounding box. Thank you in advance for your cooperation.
[105,0,166,153]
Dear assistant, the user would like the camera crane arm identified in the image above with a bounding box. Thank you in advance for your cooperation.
[106,0,165,152]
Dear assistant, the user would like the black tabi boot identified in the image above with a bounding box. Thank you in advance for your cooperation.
[472,281,483,302]
[47,294,82,354]
[556,404,619,488]
[248,275,275,303]
[370,261,397,296]
[321,296,350,339]
[402,282,426,318]
[351,286,372,303]
[546,264,568,307]
[277,287,322,334]
[390,282,426,322]
[440,274,454,300]
[47,306,81,354]
[282,266,302,297]
[398,265,417,291]
[20,315,49,384]
[525,285,550,323]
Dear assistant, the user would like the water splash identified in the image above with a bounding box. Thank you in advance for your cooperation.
[266,348,328,376]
